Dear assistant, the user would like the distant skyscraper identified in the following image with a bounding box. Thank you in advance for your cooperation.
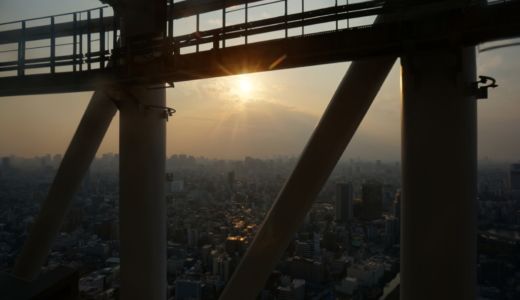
[278,279,305,300]
[228,171,235,189]
[393,189,401,220]
[336,183,353,222]
[171,180,184,193]
[509,164,520,189]
[361,182,383,220]
[2,157,10,168]
[175,279,201,300]
[187,229,198,246]
[82,168,91,190]
[53,154,63,167]
[213,252,232,283]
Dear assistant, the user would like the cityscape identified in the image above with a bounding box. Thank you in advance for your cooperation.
[0,153,519,299]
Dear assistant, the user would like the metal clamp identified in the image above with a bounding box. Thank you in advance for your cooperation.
[473,75,498,99]
[144,104,176,121]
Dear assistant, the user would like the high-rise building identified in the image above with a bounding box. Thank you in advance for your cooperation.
[393,189,401,220]
[220,227,230,243]
[509,164,520,189]
[361,182,383,220]
[228,171,235,189]
[225,236,247,256]
[2,157,10,168]
[53,154,62,167]
[278,279,305,300]
[187,229,198,246]
[175,279,201,300]
[82,168,91,190]
[213,252,232,283]
[201,245,212,266]
[336,183,353,222]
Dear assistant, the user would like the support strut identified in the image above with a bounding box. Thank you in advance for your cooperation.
[11,91,118,281]
[220,55,397,299]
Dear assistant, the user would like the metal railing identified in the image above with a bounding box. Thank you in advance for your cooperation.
[0,0,512,78]
[0,6,116,76]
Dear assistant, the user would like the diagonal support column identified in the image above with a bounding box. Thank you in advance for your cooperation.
[220,55,397,300]
[11,91,118,281]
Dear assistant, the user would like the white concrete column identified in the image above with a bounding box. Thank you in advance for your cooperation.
[401,46,477,300]
[119,87,166,300]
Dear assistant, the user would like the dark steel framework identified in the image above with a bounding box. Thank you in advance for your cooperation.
[1,0,518,96]
[2,0,520,299]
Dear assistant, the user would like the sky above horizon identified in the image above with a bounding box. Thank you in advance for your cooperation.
[0,0,519,162]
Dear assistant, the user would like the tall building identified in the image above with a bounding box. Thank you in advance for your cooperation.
[336,183,353,222]
[278,279,305,300]
[509,164,520,189]
[393,189,401,220]
[213,252,232,283]
[228,171,235,190]
[187,229,198,246]
[2,157,10,168]
[225,236,247,256]
[175,279,201,300]
[361,182,383,220]
[82,168,91,190]
[347,261,384,288]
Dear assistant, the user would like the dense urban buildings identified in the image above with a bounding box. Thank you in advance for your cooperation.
[0,154,519,299]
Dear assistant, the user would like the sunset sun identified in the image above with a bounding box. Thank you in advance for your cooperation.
[240,80,252,93]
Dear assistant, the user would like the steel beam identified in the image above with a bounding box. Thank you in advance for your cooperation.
[11,90,118,281]
[220,55,397,300]
[118,87,166,300]
[400,46,477,299]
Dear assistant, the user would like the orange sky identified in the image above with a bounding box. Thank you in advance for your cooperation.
[0,1,519,161]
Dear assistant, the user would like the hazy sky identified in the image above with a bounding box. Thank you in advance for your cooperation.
[0,0,519,161]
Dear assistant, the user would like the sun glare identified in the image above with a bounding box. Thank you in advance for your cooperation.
[240,81,252,93]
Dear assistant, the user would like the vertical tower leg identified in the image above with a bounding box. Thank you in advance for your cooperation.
[119,87,166,300]
[401,46,477,299]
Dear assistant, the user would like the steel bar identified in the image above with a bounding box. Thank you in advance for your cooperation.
[50,17,55,74]
[245,0,249,44]
[168,0,174,39]
[400,46,477,300]
[11,89,118,282]
[220,55,397,300]
[87,11,91,71]
[18,21,26,76]
[119,87,166,300]
[100,8,105,69]
[285,0,288,38]
[79,16,83,72]
[302,0,304,35]
[223,0,226,48]
[196,13,200,52]
[73,14,77,72]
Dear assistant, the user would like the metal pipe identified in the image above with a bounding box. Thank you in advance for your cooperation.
[87,11,91,71]
[220,55,397,300]
[119,87,166,300]
[400,46,477,300]
[73,14,77,72]
[11,90,118,281]
[100,8,105,69]
[50,17,55,74]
